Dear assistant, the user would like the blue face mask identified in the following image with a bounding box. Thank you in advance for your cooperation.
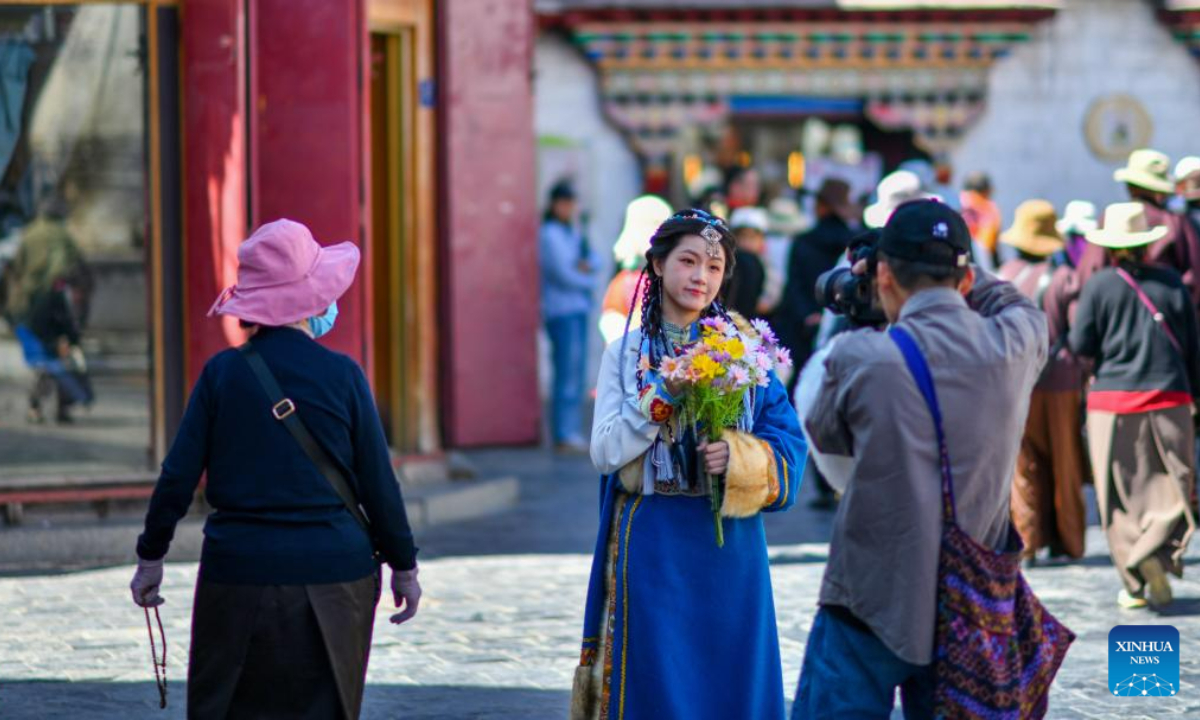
[308,302,338,339]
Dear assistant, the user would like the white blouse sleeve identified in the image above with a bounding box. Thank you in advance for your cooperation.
[590,336,661,475]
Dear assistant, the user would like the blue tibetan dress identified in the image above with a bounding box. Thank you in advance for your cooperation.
[575,320,806,720]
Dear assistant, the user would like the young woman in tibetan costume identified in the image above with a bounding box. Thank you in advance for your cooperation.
[571,209,805,720]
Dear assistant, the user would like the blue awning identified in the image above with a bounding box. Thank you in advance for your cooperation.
[729,95,863,116]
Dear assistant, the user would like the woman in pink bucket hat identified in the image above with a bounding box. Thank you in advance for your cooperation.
[129,219,421,718]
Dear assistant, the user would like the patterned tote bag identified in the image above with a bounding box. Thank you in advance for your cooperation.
[890,327,1075,719]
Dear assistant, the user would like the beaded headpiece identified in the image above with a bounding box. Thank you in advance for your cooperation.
[662,208,727,258]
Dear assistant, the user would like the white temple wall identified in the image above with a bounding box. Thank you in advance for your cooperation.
[952,0,1200,219]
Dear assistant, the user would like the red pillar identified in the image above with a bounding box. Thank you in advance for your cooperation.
[439,0,541,446]
[182,0,370,389]
[181,0,248,386]
[248,0,370,369]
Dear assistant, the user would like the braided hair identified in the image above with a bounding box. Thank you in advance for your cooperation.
[619,208,738,391]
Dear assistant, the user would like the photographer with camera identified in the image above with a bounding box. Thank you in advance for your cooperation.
[791,200,1057,718]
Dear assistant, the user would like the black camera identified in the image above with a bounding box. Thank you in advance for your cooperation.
[813,229,887,327]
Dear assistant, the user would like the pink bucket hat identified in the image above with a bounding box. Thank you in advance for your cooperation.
[208,219,360,326]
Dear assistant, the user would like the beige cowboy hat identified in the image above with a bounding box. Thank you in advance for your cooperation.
[1113,148,1175,195]
[1085,202,1169,249]
[1000,199,1063,257]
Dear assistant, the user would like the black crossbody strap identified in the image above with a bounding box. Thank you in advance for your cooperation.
[238,343,373,536]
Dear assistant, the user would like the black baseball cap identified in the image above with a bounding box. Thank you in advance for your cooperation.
[549,180,576,202]
[878,199,971,267]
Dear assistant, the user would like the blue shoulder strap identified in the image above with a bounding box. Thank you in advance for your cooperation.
[888,326,957,523]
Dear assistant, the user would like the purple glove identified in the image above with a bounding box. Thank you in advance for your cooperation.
[130,557,165,607]
[390,567,421,625]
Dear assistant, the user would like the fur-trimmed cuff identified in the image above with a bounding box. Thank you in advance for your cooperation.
[720,431,780,518]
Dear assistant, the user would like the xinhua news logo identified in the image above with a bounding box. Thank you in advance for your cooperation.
[1109,625,1180,697]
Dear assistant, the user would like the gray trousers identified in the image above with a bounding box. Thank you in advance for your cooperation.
[1087,406,1197,594]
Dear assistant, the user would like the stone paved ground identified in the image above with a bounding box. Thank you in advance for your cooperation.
[2,449,1199,718]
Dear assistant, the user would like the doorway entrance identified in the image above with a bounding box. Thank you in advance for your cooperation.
[369,30,421,453]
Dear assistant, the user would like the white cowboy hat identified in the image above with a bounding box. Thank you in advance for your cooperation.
[1175,156,1200,201]
[767,196,810,236]
[1055,200,1098,236]
[864,170,933,228]
[613,195,672,270]
[1113,148,1175,195]
[1085,202,1169,249]
[729,206,770,233]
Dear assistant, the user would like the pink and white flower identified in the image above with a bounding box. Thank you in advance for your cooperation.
[774,346,793,370]
[751,318,778,346]
[660,356,684,380]
[728,366,751,388]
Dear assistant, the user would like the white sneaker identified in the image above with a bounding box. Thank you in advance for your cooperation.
[1117,589,1148,609]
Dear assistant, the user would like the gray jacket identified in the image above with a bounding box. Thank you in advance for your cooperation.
[806,272,1047,665]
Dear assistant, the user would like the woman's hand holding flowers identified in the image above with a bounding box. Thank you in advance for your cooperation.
[697,440,730,476]
[654,315,793,546]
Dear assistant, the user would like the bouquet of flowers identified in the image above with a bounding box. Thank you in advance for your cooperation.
[658,317,792,546]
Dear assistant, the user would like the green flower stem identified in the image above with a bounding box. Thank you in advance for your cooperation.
[707,426,725,548]
[711,472,725,548]
[685,388,745,548]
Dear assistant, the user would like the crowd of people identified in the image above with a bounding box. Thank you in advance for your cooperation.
[548,145,1200,717]
[541,145,1200,611]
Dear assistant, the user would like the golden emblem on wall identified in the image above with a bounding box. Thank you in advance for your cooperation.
[1084,94,1153,162]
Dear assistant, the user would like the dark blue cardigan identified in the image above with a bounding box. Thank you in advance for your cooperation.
[136,327,417,584]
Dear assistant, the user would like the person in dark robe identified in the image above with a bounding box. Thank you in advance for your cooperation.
[774,178,855,396]
[723,206,770,319]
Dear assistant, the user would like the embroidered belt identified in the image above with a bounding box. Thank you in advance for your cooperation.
[650,475,713,498]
